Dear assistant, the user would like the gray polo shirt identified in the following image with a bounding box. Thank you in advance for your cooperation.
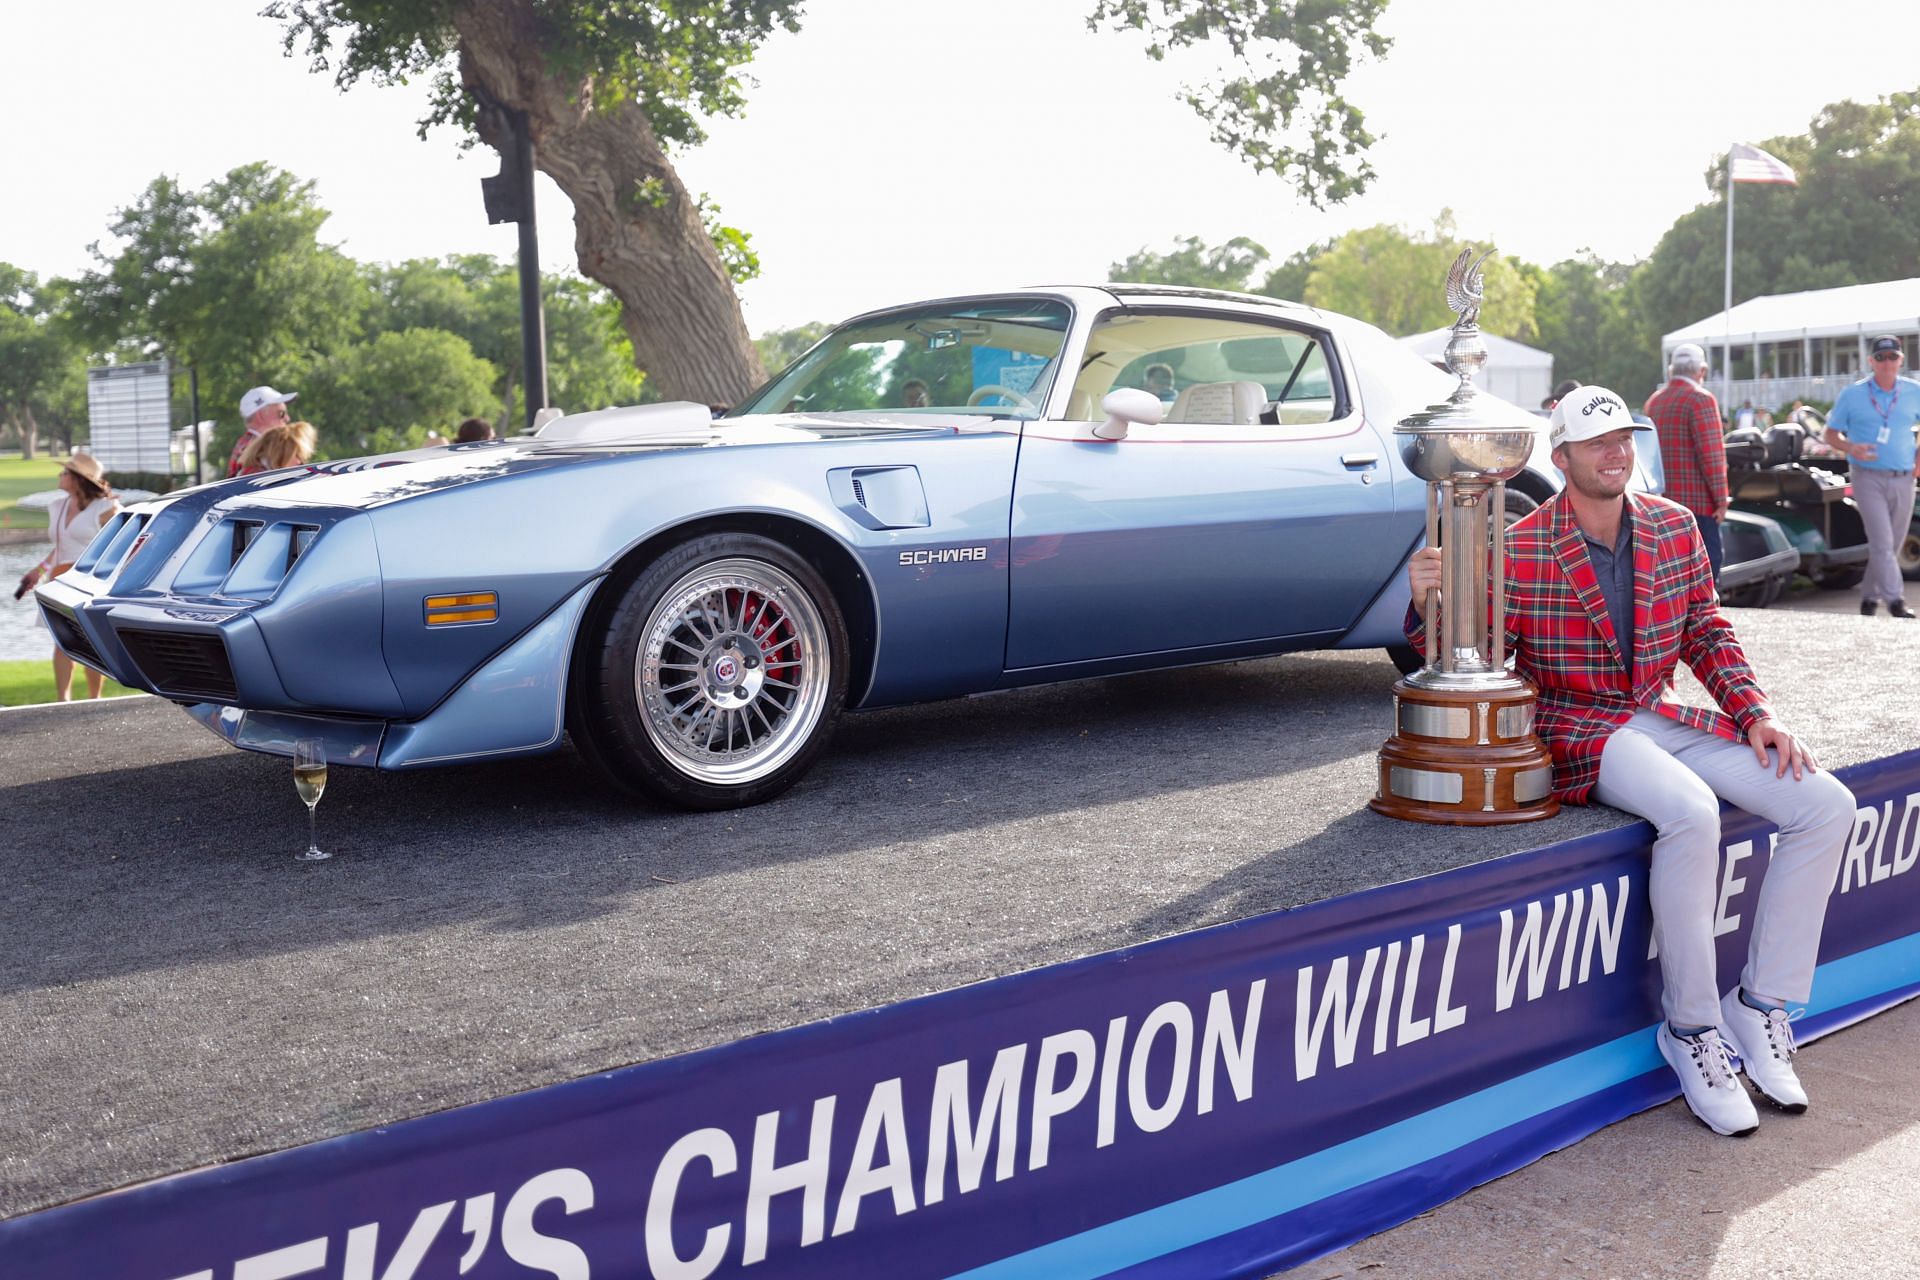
[1582,508,1635,671]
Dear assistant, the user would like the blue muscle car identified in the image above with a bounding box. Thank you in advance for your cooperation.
[38,286,1571,809]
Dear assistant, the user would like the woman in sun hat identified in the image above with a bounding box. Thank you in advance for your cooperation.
[16,454,121,700]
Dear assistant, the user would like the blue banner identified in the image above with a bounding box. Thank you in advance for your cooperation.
[6,752,1919,1280]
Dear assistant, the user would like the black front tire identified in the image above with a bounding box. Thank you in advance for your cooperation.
[574,533,849,810]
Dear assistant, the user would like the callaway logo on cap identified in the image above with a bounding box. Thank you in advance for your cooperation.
[1549,385,1650,447]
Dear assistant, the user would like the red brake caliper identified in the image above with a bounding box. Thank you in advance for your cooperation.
[752,592,798,690]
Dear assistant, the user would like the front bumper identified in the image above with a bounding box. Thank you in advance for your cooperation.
[131,578,595,771]
[37,579,290,706]
[183,703,386,766]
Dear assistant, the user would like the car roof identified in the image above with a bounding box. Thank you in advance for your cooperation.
[837,285,1333,330]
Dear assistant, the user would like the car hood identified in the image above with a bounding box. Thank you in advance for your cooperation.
[185,410,986,513]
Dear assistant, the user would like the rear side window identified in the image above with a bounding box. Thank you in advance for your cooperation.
[1068,312,1343,427]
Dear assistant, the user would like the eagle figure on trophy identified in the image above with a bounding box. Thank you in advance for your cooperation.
[1440,247,1495,394]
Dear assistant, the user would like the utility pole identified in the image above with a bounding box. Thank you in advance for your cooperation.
[189,364,202,485]
[479,103,549,432]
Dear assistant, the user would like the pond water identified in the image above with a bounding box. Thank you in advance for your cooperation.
[1,542,55,661]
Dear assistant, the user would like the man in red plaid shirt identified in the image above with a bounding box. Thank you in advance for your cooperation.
[1409,385,1855,1138]
[1645,343,1730,579]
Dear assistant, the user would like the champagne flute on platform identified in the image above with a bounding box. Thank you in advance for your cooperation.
[292,739,331,862]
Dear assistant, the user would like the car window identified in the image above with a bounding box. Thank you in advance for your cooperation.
[1068,312,1341,427]
[732,299,1071,418]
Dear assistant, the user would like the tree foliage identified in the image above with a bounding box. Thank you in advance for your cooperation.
[62,164,368,459]
[752,322,831,380]
[0,265,87,455]
[364,255,649,425]
[1110,235,1271,291]
[269,0,802,403]
[267,0,1393,404]
[1099,93,1920,409]
[303,327,499,454]
[51,168,655,464]
[265,0,802,146]
[1302,216,1539,342]
[1089,0,1391,207]
[1531,254,1651,401]
[1636,93,1920,371]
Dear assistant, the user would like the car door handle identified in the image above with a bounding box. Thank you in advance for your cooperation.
[1340,452,1379,468]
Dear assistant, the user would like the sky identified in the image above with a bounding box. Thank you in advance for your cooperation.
[3,1,1914,335]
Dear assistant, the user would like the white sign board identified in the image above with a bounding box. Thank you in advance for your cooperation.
[87,361,172,472]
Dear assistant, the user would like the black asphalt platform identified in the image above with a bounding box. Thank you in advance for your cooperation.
[2,605,1914,1218]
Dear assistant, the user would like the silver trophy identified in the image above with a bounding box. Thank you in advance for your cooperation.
[1371,248,1556,824]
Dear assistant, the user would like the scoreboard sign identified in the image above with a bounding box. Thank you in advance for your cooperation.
[87,361,171,472]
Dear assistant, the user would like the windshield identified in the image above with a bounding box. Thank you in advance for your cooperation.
[732,298,1072,419]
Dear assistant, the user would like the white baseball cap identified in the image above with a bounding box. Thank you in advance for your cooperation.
[1548,385,1651,447]
[1670,343,1707,369]
[239,385,298,421]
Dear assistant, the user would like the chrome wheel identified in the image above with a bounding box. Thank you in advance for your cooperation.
[635,558,832,786]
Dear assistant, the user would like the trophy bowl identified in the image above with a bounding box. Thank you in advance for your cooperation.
[1399,426,1538,485]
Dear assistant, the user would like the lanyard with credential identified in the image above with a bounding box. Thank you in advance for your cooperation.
[1866,382,1900,445]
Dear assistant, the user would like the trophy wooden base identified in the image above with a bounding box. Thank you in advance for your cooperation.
[1370,676,1559,825]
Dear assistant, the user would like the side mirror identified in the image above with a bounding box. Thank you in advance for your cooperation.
[1094,388,1167,442]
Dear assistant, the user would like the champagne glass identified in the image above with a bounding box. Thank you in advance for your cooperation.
[292,739,331,862]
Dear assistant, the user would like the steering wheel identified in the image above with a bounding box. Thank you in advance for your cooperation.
[966,384,1037,412]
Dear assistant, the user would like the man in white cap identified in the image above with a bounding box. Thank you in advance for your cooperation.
[230,385,298,478]
[1408,385,1855,1138]
[1645,343,1730,580]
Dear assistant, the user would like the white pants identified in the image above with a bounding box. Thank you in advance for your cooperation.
[1851,466,1917,605]
[1593,710,1856,1028]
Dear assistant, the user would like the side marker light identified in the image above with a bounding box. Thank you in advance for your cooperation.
[425,591,498,626]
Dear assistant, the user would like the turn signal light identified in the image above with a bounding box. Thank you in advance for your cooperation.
[425,591,498,626]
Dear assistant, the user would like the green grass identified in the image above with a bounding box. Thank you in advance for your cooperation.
[0,454,61,532]
[0,658,139,708]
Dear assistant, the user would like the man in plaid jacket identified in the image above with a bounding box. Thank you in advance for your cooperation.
[1408,385,1856,1138]
[1645,343,1730,579]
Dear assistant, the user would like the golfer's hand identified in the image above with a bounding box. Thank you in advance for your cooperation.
[1408,547,1442,618]
[1749,718,1816,778]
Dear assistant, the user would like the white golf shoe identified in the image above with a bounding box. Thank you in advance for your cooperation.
[1657,1022,1759,1136]
[1719,988,1809,1113]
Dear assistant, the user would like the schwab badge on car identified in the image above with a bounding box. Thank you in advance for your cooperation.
[899,546,987,566]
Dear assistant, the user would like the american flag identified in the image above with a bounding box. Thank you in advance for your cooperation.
[1729,142,1797,185]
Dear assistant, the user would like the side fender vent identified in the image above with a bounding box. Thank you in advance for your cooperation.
[827,466,931,531]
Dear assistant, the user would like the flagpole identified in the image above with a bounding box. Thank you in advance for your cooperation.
[1724,145,1735,403]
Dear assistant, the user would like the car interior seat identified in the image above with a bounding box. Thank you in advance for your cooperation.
[1166,381,1266,426]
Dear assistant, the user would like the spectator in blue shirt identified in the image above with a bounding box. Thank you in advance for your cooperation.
[1823,335,1919,617]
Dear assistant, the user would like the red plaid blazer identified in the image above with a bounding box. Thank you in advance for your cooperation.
[1407,492,1773,803]
[1644,378,1728,518]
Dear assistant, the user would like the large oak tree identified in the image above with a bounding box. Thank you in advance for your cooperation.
[269,0,1391,404]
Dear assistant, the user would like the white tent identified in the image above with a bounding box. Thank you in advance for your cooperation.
[1662,276,1920,410]
[1398,329,1555,409]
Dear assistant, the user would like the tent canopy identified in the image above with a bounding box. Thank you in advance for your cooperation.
[1663,277,1920,349]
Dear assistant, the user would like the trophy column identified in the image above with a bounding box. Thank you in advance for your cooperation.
[1370,249,1558,826]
